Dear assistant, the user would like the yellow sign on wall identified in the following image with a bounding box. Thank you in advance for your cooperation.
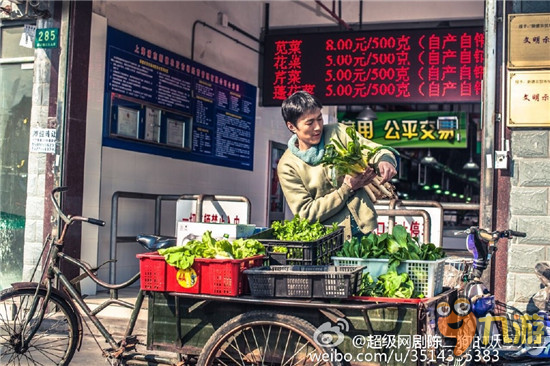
[507,70,550,127]
[508,14,550,69]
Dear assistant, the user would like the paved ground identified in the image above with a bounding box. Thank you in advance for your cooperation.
[69,287,181,365]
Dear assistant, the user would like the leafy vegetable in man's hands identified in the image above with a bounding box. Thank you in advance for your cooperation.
[320,126,399,178]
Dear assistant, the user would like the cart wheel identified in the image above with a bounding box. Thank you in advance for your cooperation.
[197,310,343,365]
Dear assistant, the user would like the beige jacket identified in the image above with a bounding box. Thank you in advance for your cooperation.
[277,123,397,237]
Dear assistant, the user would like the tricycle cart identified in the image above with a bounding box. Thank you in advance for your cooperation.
[141,207,458,366]
[147,288,458,366]
[0,187,460,366]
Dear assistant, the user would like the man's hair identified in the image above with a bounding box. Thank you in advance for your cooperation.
[281,91,323,126]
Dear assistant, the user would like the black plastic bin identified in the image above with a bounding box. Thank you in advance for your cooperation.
[249,226,344,265]
[245,265,364,299]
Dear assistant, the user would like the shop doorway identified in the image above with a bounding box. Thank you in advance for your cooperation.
[267,141,287,225]
[0,24,34,289]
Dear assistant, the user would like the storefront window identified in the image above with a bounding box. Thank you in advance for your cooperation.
[0,24,33,289]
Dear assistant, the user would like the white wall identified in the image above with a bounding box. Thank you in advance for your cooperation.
[269,0,483,27]
[83,0,483,292]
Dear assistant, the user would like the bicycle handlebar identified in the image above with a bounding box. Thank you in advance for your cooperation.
[51,187,70,223]
[458,226,527,241]
[87,217,106,226]
[509,230,527,238]
[50,187,105,226]
[460,226,527,280]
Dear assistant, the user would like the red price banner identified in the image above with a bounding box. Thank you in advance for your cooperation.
[261,27,484,106]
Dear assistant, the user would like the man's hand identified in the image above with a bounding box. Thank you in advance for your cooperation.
[377,161,397,184]
[344,166,378,191]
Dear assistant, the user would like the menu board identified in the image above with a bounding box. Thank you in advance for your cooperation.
[103,27,257,170]
[261,26,484,106]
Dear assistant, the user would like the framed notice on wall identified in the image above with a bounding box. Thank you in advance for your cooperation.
[116,106,139,138]
[508,14,550,69]
[144,107,161,142]
[507,70,550,127]
[166,118,185,147]
[103,27,257,170]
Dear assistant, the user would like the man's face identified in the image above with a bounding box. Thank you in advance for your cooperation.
[286,108,324,151]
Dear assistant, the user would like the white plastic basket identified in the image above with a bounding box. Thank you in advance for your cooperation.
[331,256,446,298]
[399,258,446,298]
[331,257,389,281]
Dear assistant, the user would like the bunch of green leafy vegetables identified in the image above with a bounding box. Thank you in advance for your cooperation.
[158,231,265,269]
[270,216,339,256]
[319,126,399,180]
[338,225,446,270]
[357,271,422,299]
[271,216,338,242]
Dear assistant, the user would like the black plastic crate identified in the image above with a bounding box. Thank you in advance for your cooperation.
[249,226,344,265]
[244,265,363,299]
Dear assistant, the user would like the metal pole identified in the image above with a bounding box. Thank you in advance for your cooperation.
[155,194,181,235]
[109,192,120,284]
[480,0,498,231]
[376,209,432,243]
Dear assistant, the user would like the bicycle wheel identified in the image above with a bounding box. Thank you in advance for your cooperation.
[0,286,79,365]
[197,310,341,366]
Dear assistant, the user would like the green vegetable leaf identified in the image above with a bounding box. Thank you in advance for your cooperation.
[392,225,408,247]
[373,271,416,298]
[386,238,400,254]
[158,230,265,268]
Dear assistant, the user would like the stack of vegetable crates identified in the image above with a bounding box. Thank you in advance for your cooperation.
[246,226,363,298]
[137,252,264,296]
[332,256,446,298]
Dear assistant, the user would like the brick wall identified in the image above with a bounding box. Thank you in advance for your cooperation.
[508,130,550,309]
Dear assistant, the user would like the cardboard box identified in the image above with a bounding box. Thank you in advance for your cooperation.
[177,221,256,246]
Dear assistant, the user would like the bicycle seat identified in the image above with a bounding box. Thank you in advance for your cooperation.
[136,234,177,251]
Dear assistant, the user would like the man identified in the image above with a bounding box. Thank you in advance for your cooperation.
[277,91,397,238]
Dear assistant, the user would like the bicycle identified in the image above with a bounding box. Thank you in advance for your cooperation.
[0,187,340,366]
[0,186,183,365]
[444,226,550,366]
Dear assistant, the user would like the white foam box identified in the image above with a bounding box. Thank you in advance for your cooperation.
[176,221,256,246]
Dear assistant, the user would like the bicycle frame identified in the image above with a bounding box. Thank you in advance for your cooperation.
[454,227,550,364]
[15,187,180,365]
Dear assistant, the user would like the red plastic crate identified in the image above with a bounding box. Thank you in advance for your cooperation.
[137,252,264,296]
[137,252,201,293]
[199,256,264,296]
